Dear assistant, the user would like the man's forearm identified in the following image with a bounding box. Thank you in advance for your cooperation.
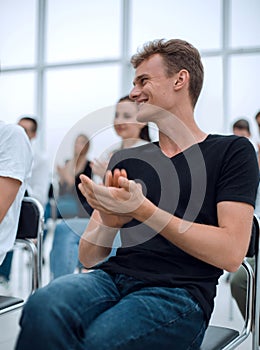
[79,210,118,268]
[133,198,254,272]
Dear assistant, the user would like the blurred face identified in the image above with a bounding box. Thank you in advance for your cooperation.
[114,101,145,140]
[233,127,250,138]
[74,135,88,156]
[18,119,36,140]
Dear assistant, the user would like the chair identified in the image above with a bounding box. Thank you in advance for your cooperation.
[0,295,24,316]
[200,215,260,350]
[15,196,44,294]
[0,196,44,316]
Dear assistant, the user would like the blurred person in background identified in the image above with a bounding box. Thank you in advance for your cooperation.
[91,95,151,184]
[50,134,93,279]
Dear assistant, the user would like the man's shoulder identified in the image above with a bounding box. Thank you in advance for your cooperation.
[0,123,26,138]
[205,134,253,149]
[206,133,239,142]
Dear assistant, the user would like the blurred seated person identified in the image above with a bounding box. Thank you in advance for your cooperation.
[55,134,90,219]
[50,134,93,279]
[18,115,50,207]
[232,118,258,151]
[0,115,49,287]
[254,110,260,167]
[230,115,260,340]
[0,121,32,293]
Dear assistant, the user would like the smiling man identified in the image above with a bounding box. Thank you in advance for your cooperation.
[16,39,259,350]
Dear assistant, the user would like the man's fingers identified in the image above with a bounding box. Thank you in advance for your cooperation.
[78,183,85,196]
[118,176,130,191]
[104,170,112,187]
[79,174,92,185]
[120,169,127,178]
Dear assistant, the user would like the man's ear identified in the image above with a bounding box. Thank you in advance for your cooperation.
[173,69,189,91]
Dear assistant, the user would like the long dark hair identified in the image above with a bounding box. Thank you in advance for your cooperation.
[117,95,151,142]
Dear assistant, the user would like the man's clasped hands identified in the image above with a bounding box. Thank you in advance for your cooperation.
[78,169,145,229]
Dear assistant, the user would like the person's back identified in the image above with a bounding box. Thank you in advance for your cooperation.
[0,122,33,264]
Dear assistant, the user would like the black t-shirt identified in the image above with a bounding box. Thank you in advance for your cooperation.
[75,160,93,218]
[98,134,259,323]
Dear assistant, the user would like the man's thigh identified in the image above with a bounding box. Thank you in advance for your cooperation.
[84,287,206,350]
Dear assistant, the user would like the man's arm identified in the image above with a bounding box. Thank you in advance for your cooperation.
[133,196,254,272]
[78,209,118,267]
[80,173,255,272]
[0,176,21,223]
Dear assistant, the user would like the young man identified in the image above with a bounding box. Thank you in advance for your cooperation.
[15,39,259,350]
[0,121,32,265]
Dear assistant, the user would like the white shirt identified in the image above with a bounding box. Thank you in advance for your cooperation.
[0,123,33,264]
[27,141,50,207]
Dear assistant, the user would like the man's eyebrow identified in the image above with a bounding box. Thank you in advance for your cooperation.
[133,74,148,85]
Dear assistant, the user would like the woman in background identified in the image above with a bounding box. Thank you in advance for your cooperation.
[50,134,92,279]
[91,95,151,183]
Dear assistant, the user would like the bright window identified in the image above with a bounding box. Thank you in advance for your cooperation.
[46,0,121,63]
[0,0,37,68]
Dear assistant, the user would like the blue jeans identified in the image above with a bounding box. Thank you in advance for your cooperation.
[50,218,89,279]
[50,219,120,279]
[15,270,206,350]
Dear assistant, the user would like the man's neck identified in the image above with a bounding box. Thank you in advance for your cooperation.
[158,117,207,158]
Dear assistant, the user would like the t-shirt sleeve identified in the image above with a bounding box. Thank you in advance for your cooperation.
[0,125,32,183]
[216,136,259,207]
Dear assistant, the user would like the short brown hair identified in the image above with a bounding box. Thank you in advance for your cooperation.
[232,118,250,133]
[131,39,204,108]
[18,116,38,132]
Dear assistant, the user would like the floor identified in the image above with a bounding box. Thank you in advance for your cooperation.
[0,221,254,349]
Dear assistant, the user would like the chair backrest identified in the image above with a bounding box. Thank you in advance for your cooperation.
[16,197,44,239]
[0,197,44,315]
[246,215,258,258]
[252,215,260,348]
[15,196,44,292]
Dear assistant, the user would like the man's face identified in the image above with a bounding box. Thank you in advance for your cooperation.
[129,54,176,123]
[18,119,36,140]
